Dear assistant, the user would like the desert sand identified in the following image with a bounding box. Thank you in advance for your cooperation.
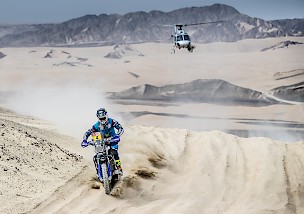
[0,37,304,213]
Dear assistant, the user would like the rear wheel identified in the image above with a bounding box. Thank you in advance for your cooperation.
[101,163,111,194]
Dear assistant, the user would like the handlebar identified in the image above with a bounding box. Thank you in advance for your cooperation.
[87,141,95,146]
[88,139,111,146]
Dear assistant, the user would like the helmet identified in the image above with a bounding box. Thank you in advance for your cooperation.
[96,108,108,125]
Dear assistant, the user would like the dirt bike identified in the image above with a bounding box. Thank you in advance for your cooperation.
[88,133,121,195]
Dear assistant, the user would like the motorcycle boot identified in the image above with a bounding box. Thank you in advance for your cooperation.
[115,159,123,176]
[93,156,101,181]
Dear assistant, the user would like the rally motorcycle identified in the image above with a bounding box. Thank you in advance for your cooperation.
[88,133,121,194]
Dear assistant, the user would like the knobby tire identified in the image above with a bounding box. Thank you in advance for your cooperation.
[101,163,111,194]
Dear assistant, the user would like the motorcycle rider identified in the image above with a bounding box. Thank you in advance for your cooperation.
[81,108,124,175]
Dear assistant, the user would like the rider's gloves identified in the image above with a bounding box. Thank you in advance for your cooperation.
[110,135,120,144]
[104,136,120,145]
[81,140,89,148]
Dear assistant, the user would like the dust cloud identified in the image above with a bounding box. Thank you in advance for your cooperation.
[5,73,117,140]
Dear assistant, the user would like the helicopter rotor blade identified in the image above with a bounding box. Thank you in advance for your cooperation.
[183,21,226,27]
[154,20,226,28]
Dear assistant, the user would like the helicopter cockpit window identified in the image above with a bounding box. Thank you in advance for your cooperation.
[184,35,190,41]
[177,35,182,41]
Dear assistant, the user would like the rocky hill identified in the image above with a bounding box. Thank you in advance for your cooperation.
[109,79,278,105]
[0,4,303,47]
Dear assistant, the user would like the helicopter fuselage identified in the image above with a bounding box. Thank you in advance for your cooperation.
[173,31,191,48]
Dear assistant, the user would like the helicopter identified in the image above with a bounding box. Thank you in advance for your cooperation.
[170,21,225,53]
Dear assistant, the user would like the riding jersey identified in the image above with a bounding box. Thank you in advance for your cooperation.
[83,118,124,143]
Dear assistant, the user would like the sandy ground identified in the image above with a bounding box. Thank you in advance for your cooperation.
[0,37,304,213]
[1,110,304,214]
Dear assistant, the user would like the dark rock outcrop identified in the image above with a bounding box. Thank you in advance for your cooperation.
[104,44,144,59]
[0,52,6,59]
[270,82,304,102]
[261,40,303,51]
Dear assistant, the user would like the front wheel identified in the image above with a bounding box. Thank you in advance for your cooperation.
[101,163,111,194]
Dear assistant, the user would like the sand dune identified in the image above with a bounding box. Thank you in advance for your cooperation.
[0,108,87,213]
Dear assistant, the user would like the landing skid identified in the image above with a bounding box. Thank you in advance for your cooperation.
[171,44,195,54]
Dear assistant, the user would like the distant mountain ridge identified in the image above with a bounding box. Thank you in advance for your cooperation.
[0,4,303,47]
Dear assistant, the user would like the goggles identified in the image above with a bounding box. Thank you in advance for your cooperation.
[98,116,107,121]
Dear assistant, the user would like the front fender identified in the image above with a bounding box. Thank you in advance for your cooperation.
[97,154,107,163]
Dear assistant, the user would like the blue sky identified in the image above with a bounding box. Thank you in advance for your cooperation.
[1,0,303,24]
